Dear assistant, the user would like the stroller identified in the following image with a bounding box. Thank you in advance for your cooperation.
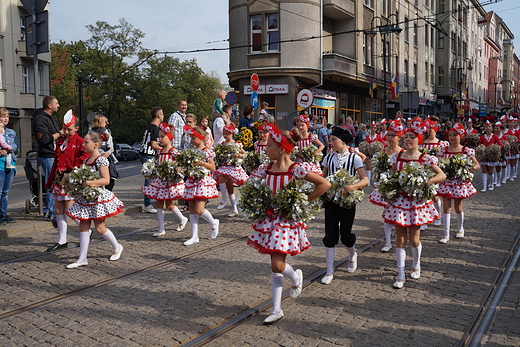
[23,150,47,214]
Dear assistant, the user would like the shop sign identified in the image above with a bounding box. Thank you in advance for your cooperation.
[243,84,288,95]
[311,88,337,100]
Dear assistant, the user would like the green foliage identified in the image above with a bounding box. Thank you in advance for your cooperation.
[50,18,225,144]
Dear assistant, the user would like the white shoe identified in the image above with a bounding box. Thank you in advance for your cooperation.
[321,274,333,285]
[456,230,464,238]
[510,177,515,181]
[227,212,237,217]
[381,245,392,252]
[110,244,123,261]
[142,205,157,213]
[183,238,199,246]
[176,217,189,231]
[67,260,88,269]
[434,219,441,226]
[502,179,507,184]
[393,279,405,289]
[210,219,220,239]
[347,253,357,273]
[410,268,421,279]
[488,185,494,191]
[439,237,449,244]
[263,310,284,324]
[153,230,166,237]
[290,269,303,298]
[216,202,227,210]
[480,189,487,192]
[495,182,501,187]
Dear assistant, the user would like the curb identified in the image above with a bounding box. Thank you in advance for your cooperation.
[0,205,143,239]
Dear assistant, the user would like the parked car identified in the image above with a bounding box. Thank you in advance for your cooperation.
[114,143,138,161]
[132,142,142,151]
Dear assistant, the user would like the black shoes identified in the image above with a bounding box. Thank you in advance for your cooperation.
[51,219,57,228]
[3,216,15,223]
[46,242,68,252]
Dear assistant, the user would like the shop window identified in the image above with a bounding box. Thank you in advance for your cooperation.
[365,98,383,124]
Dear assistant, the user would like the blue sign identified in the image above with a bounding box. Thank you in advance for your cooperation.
[250,91,258,110]
[226,92,238,105]
[479,105,488,117]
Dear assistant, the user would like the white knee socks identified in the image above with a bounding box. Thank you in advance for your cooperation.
[457,212,464,232]
[77,231,91,263]
[384,223,393,246]
[396,248,406,280]
[189,214,199,240]
[102,229,119,252]
[229,193,237,213]
[324,247,335,276]
[200,209,216,226]
[366,170,372,184]
[443,213,451,239]
[56,214,68,244]
[157,208,165,232]
[281,263,300,287]
[219,184,228,204]
[482,173,488,190]
[270,272,284,314]
[171,206,185,222]
[346,246,356,259]
[411,243,422,270]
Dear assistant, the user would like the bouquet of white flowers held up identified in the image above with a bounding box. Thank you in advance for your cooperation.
[62,164,103,201]
[322,169,364,208]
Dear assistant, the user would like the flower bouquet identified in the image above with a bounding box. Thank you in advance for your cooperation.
[141,158,158,180]
[370,151,391,182]
[484,144,501,162]
[419,146,439,156]
[377,171,401,202]
[62,164,103,201]
[506,135,519,156]
[272,179,321,222]
[214,143,243,167]
[237,178,273,222]
[462,133,480,148]
[242,151,270,173]
[236,127,254,150]
[358,141,384,156]
[398,161,437,201]
[500,139,511,157]
[475,144,486,163]
[156,159,184,183]
[322,169,364,208]
[176,148,210,178]
[437,154,474,181]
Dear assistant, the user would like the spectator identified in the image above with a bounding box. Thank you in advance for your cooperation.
[316,117,329,156]
[138,106,164,213]
[259,101,269,121]
[239,105,255,129]
[0,109,18,225]
[212,90,226,117]
[31,95,61,226]
[344,117,357,145]
[213,104,232,145]
[89,114,117,191]
[200,115,214,148]
[167,100,188,151]
[355,123,367,147]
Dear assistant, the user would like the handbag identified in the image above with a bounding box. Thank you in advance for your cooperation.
[107,154,120,179]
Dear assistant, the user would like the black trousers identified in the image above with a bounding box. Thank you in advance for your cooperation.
[323,201,356,248]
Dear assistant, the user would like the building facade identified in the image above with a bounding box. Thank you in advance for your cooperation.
[0,0,51,158]
[228,0,517,129]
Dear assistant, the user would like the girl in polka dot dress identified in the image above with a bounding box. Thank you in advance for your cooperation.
[181,126,220,246]
[478,120,503,192]
[66,132,125,269]
[214,123,248,217]
[436,123,479,244]
[294,114,324,176]
[142,123,188,237]
[247,124,330,324]
[382,118,446,289]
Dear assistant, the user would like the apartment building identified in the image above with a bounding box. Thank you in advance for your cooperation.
[0,0,51,158]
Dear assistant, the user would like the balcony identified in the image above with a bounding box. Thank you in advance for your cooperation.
[322,52,357,76]
[323,0,355,20]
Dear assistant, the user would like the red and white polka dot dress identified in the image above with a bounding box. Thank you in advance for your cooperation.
[296,134,323,176]
[247,163,311,256]
[213,142,249,185]
[254,141,267,153]
[182,147,219,201]
[369,148,391,207]
[382,150,440,227]
[420,141,449,151]
[436,146,477,200]
[141,148,185,201]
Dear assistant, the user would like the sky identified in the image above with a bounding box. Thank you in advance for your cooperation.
[48,0,519,85]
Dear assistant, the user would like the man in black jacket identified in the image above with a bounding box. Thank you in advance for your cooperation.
[32,96,64,246]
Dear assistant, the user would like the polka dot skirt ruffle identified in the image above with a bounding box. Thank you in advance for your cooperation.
[382,194,439,227]
[214,165,249,185]
[437,178,477,200]
[182,175,218,201]
[67,189,124,221]
[142,177,185,201]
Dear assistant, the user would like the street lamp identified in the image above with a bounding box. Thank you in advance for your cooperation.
[489,76,498,115]
[450,58,473,118]
[368,14,402,120]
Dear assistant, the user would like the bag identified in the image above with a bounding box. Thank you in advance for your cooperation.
[107,154,120,179]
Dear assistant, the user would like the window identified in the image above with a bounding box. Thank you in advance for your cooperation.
[425,25,429,47]
[438,65,445,86]
[438,32,444,49]
[425,62,428,83]
[413,24,418,46]
[20,17,26,41]
[430,64,434,84]
[404,60,409,84]
[413,64,417,87]
[404,17,409,42]
[22,66,29,93]
[382,0,389,17]
[431,27,435,48]
[250,14,279,53]
[364,0,374,8]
